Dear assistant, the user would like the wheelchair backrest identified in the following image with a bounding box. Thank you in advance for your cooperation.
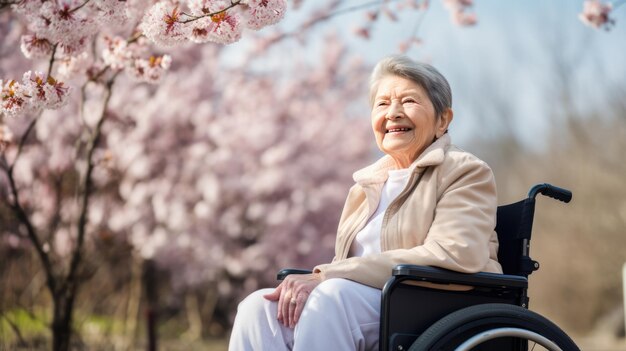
[495,198,537,277]
[495,184,572,277]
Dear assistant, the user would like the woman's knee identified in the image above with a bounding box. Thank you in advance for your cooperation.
[236,288,274,320]
[306,279,359,309]
[303,278,381,319]
[311,278,367,301]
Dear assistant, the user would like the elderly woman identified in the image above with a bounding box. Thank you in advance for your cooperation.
[228,55,502,351]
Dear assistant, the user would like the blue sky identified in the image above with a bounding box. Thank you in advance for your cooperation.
[234,0,626,149]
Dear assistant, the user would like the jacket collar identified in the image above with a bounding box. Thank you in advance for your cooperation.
[353,134,451,186]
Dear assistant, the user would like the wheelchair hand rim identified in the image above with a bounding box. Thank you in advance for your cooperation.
[454,327,563,351]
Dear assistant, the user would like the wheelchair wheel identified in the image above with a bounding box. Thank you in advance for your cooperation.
[409,303,579,351]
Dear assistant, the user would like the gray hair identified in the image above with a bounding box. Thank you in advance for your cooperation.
[369,55,452,119]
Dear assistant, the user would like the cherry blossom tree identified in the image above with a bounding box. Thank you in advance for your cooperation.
[1,0,289,349]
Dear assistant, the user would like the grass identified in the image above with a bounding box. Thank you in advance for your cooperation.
[0,308,50,345]
[0,307,230,350]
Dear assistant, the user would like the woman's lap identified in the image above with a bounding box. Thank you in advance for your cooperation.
[230,279,381,351]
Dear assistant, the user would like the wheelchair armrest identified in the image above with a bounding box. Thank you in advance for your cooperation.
[277,268,313,281]
[392,265,528,289]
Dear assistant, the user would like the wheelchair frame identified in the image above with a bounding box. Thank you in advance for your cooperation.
[278,183,579,351]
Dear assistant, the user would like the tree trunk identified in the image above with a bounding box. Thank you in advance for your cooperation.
[143,259,158,351]
[51,290,75,351]
[123,255,143,350]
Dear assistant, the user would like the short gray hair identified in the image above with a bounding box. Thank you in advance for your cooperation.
[369,55,452,119]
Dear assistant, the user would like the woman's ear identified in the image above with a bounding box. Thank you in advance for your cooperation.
[436,108,454,138]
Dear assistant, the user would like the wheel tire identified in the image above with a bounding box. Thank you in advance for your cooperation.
[409,303,580,351]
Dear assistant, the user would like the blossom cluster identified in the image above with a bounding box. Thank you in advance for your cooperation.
[14,0,128,58]
[140,0,287,46]
[88,41,372,298]
[102,36,172,83]
[351,0,476,53]
[13,0,288,86]
[442,0,477,26]
[578,0,615,30]
[0,72,71,118]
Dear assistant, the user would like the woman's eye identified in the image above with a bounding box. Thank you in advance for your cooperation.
[403,99,416,104]
[376,101,388,107]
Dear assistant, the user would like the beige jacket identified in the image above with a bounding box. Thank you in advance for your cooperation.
[313,134,502,289]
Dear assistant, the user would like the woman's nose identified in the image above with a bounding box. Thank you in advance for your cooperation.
[385,103,403,120]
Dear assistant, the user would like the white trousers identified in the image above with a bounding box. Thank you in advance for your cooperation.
[229,278,381,351]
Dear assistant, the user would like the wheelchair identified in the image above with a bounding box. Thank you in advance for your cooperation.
[278,183,579,350]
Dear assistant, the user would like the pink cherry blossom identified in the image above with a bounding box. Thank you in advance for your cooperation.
[140,2,191,47]
[22,71,71,110]
[197,1,244,44]
[187,0,212,14]
[102,36,134,70]
[451,10,477,26]
[20,34,53,59]
[443,0,477,26]
[579,0,614,30]
[0,71,71,117]
[382,7,398,22]
[1,79,33,117]
[188,17,216,43]
[57,52,93,81]
[246,0,287,30]
[365,11,378,22]
[37,0,98,52]
[126,55,172,83]
[353,27,370,39]
[89,0,129,27]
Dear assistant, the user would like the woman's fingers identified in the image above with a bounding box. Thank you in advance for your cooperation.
[287,294,298,328]
[292,292,307,327]
[262,284,282,301]
[278,279,294,325]
[271,274,322,328]
[281,288,292,326]
[272,282,288,323]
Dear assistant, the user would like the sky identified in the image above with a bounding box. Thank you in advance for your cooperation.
[230,0,626,150]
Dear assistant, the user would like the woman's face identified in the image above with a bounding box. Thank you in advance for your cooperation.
[371,75,452,168]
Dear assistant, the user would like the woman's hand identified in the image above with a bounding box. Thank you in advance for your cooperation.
[263,273,322,328]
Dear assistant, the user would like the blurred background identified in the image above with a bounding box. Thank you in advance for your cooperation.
[1,0,625,350]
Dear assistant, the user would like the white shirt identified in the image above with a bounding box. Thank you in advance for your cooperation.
[350,168,411,257]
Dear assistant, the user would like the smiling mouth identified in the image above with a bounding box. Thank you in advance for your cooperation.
[386,127,412,133]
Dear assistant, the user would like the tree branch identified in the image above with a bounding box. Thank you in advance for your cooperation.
[46,175,64,243]
[47,44,58,77]
[179,0,242,24]
[5,167,57,293]
[248,0,402,53]
[65,74,117,291]
[7,116,38,173]
[69,0,91,14]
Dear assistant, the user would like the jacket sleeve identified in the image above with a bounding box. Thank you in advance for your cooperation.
[313,155,501,289]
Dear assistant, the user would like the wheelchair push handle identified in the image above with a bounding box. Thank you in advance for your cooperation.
[528,183,572,203]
